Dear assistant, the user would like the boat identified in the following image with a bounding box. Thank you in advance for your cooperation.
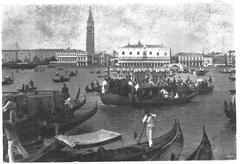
[13,101,97,140]
[18,87,38,92]
[52,74,70,83]
[85,85,101,93]
[69,70,78,76]
[68,94,87,114]
[224,100,236,122]
[194,68,208,76]
[218,68,235,74]
[3,137,62,162]
[229,89,236,95]
[185,126,214,160]
[197,85,214,94]
[2,75,14,85]
[228,76,236,81]
[99,92,196,107]
[55,119,183,162]
[5,62,37,69]
[45,101,98,136]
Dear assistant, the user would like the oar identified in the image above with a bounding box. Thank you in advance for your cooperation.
[137,122,147,144]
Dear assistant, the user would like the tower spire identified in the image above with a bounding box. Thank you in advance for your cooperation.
[86,7,95,65]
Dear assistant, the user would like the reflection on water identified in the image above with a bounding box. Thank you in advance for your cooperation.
[2,67,236,159]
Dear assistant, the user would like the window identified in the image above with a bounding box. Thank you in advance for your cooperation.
[137,51,140,55]
[129,51,132,55]
[157,52,160,55]
[149,51,152,55]
[164,52,167,56]
[122,51,125,55]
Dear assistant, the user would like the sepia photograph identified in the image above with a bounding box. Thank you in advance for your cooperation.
[1,0,238,162]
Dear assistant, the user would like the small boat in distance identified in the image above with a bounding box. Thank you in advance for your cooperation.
[2,73,14,85]
[52,73,70,83]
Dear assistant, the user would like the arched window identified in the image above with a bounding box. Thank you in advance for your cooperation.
[164,52,167,56]
[122,51,125,55]
[137,51,140,55]
[149,51,152,55]
[157,52,160,55]
[129,51,132,55]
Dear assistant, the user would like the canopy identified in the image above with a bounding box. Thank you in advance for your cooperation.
[55,129,122,148]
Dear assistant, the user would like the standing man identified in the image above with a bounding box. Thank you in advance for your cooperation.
[61,83,69,99]
[142,110,157,148]
[3,98,30,162]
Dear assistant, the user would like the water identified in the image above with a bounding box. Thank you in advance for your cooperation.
[2,66,236,160]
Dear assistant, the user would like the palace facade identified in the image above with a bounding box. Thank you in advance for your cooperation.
[55,50,88,67]
[117,41,171,71]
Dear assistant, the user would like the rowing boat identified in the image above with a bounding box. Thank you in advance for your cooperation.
[56,129,122,148]
[99,92,196,107]
[57,120,183,162]
[185,126,214,160]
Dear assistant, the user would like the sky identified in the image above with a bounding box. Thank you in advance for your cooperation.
[1,1,235,54]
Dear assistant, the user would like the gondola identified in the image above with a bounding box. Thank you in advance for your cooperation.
[52,75,70,83]
[68,94,87,114]
[15,101,97,139]
[224,100,236,122]
[185,126,214,160]
[54,120,183,162]
[46,101,98,136]
[69,70,78,76]
[3,137,63,162]
[228,76,236,81]
[2,78,14,85]
[18,87,37,92]
[99,92,196,107]
[229,89,236,95]
[194,70,207,76]
[197,85,214,94]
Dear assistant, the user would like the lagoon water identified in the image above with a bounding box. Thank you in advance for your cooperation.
[2,66,236,160]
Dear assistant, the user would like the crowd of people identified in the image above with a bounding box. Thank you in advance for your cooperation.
[101,73,202,101]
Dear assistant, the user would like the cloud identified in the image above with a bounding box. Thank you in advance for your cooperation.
[2,2,234,54]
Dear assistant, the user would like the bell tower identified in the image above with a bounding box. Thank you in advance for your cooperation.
[86,7,95,65]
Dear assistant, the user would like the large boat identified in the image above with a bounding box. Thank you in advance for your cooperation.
[5,62,37,69]
[185,126,214,160]
[99,92,196,107]
[53,120,184,162]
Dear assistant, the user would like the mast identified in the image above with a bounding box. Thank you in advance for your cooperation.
[107,53,110,79]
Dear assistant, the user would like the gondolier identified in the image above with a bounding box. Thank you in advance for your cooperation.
[62,84,69,99]
[142,110,157,148]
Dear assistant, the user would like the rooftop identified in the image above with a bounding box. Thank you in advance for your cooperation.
[120,41,166,49]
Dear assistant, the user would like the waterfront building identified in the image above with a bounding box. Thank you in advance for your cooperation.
[117,41,171,71]
[203,55,213,67]
[177,53,204,67]
[86,7,95,65]
[55,50,88,67]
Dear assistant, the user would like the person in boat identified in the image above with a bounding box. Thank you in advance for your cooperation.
[21,84,25,92]
[91,80,94,89]
[102,78,108,93]
[25,84,29,92]
[2,98,30,162]
[142,110,157,148]
[29,80,34,89]
[160,88,169,98]
[62,83,69,99]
